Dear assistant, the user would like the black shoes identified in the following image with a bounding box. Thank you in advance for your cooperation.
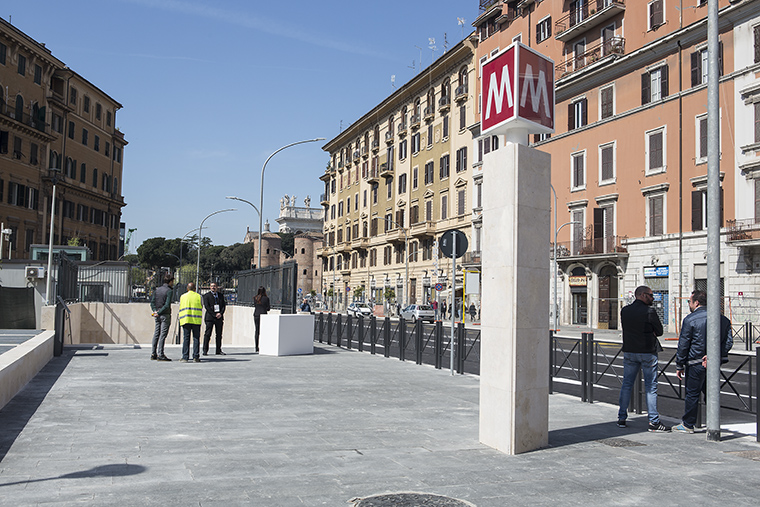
[202,351,208,356]
[648,421,671,432]
[193,358,201,363]
[150,354,157,360]
[157,355,172,362]
[215,351,226,355]
[617,420,626,428]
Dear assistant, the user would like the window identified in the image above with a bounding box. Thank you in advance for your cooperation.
[398,173,407,194]
[0,130,6,154]
[427,124,433,148]
[600,86,614,120]
[105,142,110,157]
[571,209,585,255]
[455,147,467,172]
[80,163,87,183]
[51,113,62,133]
[372,183,378,204]
[355,192,359,211]
[648,0,664,31]
[68,121,75,139]
[386,178,392,199]
[567,98,587,131]
[457,189,466,216]
[96,103,102,120]
[70,87,77,105]
[441,195,448,220]
[442,115,449,139]
[34,65,41,85]
[82,128,88,146]
[755,102,760,144]
[599,143,615,184]
[84,96,90,113]
[691,188,723,231]
[92,168,98,187]
[0,43,6,65]
[412,133,420,154]
[646,127,666,174]
[347,196,351,212]
[641,65,668,104]
[690,43,723,87]
[412,167,418,189]
[411,205,419,224]
[459,104,466,130]
[106,110,112,127]
[756,181,760,221]
[424,161,434,185]
[440,154,450,180]
[363,189,367,207]
[571,151,586,191]
[425,200,433,222]
[13,136,22,159]
[536,17,552,43]
[593,205,615,251]
[648,194,664,236]
[695,114,708,163]
[94,135,100,152]
[399,139,408,159]
[30,143,38,165]
[475,180,482,209]
[338,201,344,217]
[17,54,26,76]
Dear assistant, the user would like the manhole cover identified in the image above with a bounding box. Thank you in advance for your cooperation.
[725,450,760,461]
[351,492,475,507]
[597,437,647,448]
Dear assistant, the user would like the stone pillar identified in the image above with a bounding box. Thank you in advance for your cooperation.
[479,142,551,454]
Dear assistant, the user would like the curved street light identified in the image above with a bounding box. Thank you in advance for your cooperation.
[196,209,237,288]
[258,138,325,270]
[46,167,62,305]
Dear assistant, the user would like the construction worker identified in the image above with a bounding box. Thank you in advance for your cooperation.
[178,282,203,363]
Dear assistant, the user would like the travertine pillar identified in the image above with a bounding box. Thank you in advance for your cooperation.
[479,142,550,454]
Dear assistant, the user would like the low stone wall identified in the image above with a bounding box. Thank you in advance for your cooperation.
[41,303,278,347]
[0,330,54,411]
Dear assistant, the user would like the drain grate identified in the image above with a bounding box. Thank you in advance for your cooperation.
[351,492,476,507]
[597,437,647,448]
[725,450,760,461]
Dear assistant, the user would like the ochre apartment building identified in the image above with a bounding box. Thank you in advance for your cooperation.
[0,18,127,262]
[471,0,760,331]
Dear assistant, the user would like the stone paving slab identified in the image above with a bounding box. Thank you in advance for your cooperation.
[0,343,758,506]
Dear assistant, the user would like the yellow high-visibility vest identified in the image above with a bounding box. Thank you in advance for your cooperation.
[178,291,203,326]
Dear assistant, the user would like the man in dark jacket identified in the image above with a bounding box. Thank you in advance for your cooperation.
[202,283,227,356]
[150,274,175,361]
[672,290,732,433]
[617,285,670,432]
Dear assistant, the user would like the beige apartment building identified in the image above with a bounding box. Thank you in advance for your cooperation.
[0,18,127,262]
[471,0,760,331]
[319,39,479,310]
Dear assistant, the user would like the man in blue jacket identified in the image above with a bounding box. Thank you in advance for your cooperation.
[672,290,732,433]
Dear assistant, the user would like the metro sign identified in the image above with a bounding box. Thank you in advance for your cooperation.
[481,42,555,136]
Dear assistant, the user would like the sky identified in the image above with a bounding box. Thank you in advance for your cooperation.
[6,0,479,252]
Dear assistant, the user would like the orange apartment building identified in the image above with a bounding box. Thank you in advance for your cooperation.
[471,0,760,331]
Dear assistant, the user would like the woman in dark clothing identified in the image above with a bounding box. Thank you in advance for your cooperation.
[253,286,270,352]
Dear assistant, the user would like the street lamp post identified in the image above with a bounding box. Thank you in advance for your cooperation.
[553,220,580,332]
[258,138,325,270]
[46,168,62,305]
[226,197,261,262]
[196,209,237,288]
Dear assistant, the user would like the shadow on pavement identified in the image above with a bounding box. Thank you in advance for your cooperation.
[0,353,73,462]
[548,420,649,448]
[0,463,147,487]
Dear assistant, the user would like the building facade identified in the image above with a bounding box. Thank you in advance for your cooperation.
[471,0,760,331]
[320,39,479,310]
[0,18,127,262]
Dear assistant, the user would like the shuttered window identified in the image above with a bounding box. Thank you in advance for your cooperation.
[600,144,614,182]
[572,152,585,189]
[648,0,664,30]
[690,43,723,87]
[600,87,614,119]
[649,195,664,236]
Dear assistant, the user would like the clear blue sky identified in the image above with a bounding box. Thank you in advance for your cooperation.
[7,0,478,252]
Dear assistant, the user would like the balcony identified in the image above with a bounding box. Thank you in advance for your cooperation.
[555,0,626,42]
[320,193,329,206]
[462,250,481,265]
[551,235,628,260]
[386,228,407,243]
[379,162,393,179]
[353,150,360,162]
[455,85,468,102]
[439,96,451,113]
[727,218,760,245]
[319,167,333,182]
[361,145,369,157]
[424,106,434,122]
[340,242,352,254]
[411,221,436,238]
[365,166,380,183]
[372,139,380,153]
[0,104,49,135]
[495,5,518,25]
[345,157,352,168]
[398,122,408,137]
[351,236,370,250]
[385,131,394,144]
[410,114,421,130]
[340,267,351,276]
[555,36,625,80]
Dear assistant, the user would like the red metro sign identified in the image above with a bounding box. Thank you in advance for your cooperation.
[481,42,555,136]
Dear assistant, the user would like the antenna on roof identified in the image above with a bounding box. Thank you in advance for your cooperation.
[444,33,448,53]
[391,75,396,89]
[428,38,436,61]
[414,45,423,72]
[408,60,415,70]
[457,17,466,39]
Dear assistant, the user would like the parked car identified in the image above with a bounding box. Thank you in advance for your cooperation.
[347,302,373,318]
[400,304,435,323]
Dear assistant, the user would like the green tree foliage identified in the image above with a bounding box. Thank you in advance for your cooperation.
[136,237,192,269]
[278,232,294,257]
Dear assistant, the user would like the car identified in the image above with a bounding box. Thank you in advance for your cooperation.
[347,302,373,318]
[400,304,435,323]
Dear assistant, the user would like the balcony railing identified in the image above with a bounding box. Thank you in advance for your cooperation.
[439,96,451,112]
[410,221,436,237]
[398,122,408,136]
[0,104,49,134]
[455,85,468,102]
[385,131,394,143]
[727,218,760,243]
[462,251,482,265]
[410,114,421,129]
[320,193,329,205]
[379,162,393,178]
[555,0,626,42]
[365,166,379,183]
[353,150,360,161]
[555,36,625,80]
[424,106,434,121]
[551,235,628,259]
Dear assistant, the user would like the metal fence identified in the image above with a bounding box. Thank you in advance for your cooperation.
[551,331,759,438]
[237,263,298,313]
[313,312,481,375]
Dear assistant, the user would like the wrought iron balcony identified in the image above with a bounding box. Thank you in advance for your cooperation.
[551,235,628,260]
[410,114,421,129]
[379,162,393,179]
[372,139,380,152]
[320,193,329,205]
[455,85,468,102]
[364,166,380,183]
[398,122,408,137]
[385,131,394,144]
[555,36,625,80]
[424,106,434,122]
[439,96,451,113]
[727,218,760,244]
[555,0,626,42]
[0,104,49,134]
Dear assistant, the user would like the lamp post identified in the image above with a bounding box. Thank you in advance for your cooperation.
[226,196,261,265]
[258,138,325,270]
[196,209,236,288]
[553,220,580,332]
[46,167,62,305]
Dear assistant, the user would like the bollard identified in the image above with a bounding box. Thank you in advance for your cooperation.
[336,313,342,348]
[358,315,364,352]
[415,320,423,365]
[383,317,391,358]
[435,321,443,369]
[588,332,595,404]
[370,316,377,355]
[756,347,759,443]
[456,323,465,374]
[581,333,588,402]
[318,313,324,343]
[399,317,406,361]
[345,314,352,350]
[549,330,554,395]
[327,313,333,346]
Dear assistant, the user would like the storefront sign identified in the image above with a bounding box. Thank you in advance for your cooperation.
[643,266,669,277]
[568,276,587,287]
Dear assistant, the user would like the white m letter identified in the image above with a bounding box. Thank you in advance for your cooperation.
[485,65,513,121]
[519,64,551,116]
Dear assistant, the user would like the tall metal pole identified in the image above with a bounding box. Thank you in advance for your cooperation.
[450,232,457,375]
[258,138,324,270]
[46,168,61,305]
[196,209,236,289]
[705,0,721,442]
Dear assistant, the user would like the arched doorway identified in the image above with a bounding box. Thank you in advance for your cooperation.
[570,266,588,325]
[598,265,619,330]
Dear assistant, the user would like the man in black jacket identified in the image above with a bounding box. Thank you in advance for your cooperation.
[202,283,227,355]
[617,285,670,432]
[672,290,732,433]
[150,274,175,361]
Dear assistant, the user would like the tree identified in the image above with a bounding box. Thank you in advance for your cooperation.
[137,237,169,269]
[278,232,294,257]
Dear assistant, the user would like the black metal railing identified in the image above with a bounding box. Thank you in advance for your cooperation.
[237,263,298,313]
[555,36,626,79]
[554,0,626,37]
[0,103,48,133]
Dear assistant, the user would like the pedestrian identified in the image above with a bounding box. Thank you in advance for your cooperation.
[300,298,311,312]
[202,282,227,356]
[431,300,438,320]
[441,300,447,320]
[672,290,732,433]
[396,302,401,316]
[617,285,670,432]
[179,282,203,363]
[253,286,270,353]
[469,302,477,321]
[150,274,174,361]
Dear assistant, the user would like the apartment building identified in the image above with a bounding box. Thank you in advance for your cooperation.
[471,0,760,331]
[0,18,127,262]
[319,39,477,309]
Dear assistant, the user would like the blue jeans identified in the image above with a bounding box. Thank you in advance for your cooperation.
[182,324,201,360]
[152,314,170,357]
[681,363,706,429]
[618,352,660,424]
